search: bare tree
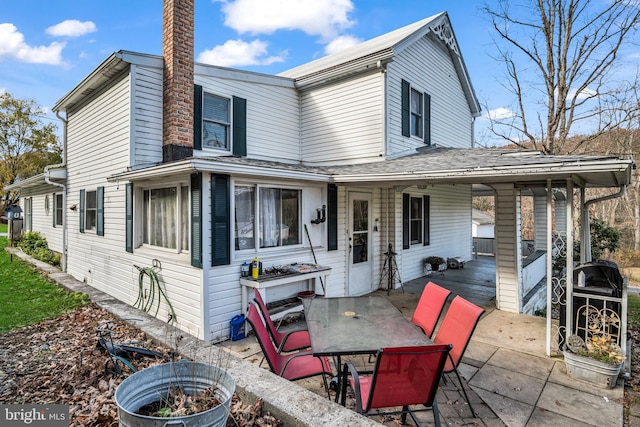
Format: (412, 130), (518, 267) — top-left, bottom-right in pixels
(484, 0), (640, 154)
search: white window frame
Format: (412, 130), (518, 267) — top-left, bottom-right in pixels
(202, 92), (230, 150)
(409, 195), (423, 245)
(85, 190), (97, 231)
(136, 180), (190, 254)
(233, 182), (303, 252)
(55, 193), (63, 226)
(410, 87), (424, 139)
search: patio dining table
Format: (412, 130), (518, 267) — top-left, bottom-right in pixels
(302, 295), (431, 401)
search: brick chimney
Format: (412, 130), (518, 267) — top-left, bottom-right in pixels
(162, 0), (194, 162)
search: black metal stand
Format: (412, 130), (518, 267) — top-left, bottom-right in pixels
(379, 244), (403, 294)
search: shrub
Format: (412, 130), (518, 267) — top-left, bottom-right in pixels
(17, 231), (61, 267)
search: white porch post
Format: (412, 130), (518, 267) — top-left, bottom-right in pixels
(546, 179), (553, 356)
(565, 179), (575, 341)
(492, 183), (522, 312)
(532, 189), (548, 252)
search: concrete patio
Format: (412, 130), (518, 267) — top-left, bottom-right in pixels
(12, 249), (626, 426)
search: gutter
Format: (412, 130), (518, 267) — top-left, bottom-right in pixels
(580, 185), (627, 263)
(44, 111), (68, 272)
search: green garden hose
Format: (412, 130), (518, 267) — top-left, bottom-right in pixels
(134, 265), (177, 324)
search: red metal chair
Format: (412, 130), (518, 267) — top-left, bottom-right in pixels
(245, 302), (332, 397)
(253, 290), (311, 352)
(411, 281), (452, 338)
(432, 296), (484, 417)
(340, 344), (452, 427)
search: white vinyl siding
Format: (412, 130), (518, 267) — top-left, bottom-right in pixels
(64, 71), (203, 337)
(132, 65), (163, 166)
(494, 184), (522, 313)
(195, 74), (300, 163)
(300, 72), (384, 164)
(387, 34), (473, 156)
(395, 184), (472, 282)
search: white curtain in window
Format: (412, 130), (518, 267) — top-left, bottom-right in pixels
(260, 188), (279, 247)
(148, 188), (177, 249)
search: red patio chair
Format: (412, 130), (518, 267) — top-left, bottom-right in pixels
(245, 302), (332, 397)
(411, 281), (452, 338)
(340, 344), (452, 427)
(432, 296), (484, 417)
(253, 290), (311, 352)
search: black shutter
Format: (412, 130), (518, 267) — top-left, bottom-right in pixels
(96, 186), (104, 236)
(211, 174), (230, 266)
(232, 96), (247, 156)
(194, 84), (203, 150)
(191, 173), (202, 268)
(424, 93), (431, 145)
(327, 184), (338, 251)
(423, 195), (430, 246)
(125, 183), (133, 253)
(402, 193), (410, 249)
(79, 189), (85, 233)
(401, 79), (410, 137)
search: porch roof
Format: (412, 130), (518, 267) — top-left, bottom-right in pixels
(108, 147), (633, 190)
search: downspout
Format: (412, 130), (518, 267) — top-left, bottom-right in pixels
(44, 111), (68, 272)
(581, 185), (627, 263)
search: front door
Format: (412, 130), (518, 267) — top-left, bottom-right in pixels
(348, 192), (374, 295)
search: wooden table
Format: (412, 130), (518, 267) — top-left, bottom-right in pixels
(240, 266), (330, 316)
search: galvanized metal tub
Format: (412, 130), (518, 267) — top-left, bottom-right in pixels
(114, 361), (235, 427)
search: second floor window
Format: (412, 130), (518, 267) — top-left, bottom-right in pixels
(203, 93), (230, 150)
(410, 88), (423, 138)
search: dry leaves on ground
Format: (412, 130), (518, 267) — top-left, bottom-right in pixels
(0, 304), (281, 426)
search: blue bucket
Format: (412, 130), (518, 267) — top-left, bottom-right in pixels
(230, 314), (246, 341)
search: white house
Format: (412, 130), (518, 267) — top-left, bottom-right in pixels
(9, 1), (633, 343)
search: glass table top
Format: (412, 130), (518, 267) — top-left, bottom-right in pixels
(302, 296), (431, 356)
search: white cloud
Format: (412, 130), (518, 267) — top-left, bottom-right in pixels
(0, 88), (5, 95)
(0, 23), (65, 65)
(219, 0), (355, 40)
(45, 20), (97, 37)
(324, 34), (362, 55)
(197, 39), (285, 67)
(482, 107), (516, 121)
(568, 87), (597, 101)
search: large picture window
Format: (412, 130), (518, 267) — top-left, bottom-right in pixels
(234, 185), (301, 250)
(202, 93), (230, 149)
(143, 185), (190, 252)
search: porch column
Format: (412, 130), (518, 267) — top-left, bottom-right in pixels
(492, 183), (522, 313)
(531, 188), (548, 252)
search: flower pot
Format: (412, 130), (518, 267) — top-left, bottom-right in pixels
(114, 361), (236, 427)
(563, 350), (622, 389)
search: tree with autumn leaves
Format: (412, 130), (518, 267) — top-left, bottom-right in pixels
(0, 92), (61, 210)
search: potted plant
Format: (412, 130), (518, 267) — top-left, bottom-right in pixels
(563, 334), (624, 389)
(424, 256), (446, 272)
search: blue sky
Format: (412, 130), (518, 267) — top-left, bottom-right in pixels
(1, 1), (638, 146)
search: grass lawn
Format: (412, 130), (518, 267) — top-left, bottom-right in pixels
(0, 223), (90, 334)
(628, 294), (640, 329)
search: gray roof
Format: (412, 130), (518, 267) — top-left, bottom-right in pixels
(278, 13), (443, 79)
(109, 146), (633, 190)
